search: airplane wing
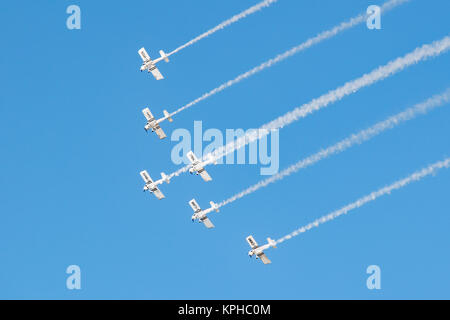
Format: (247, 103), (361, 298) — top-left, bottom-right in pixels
(149, 66), (164, 80)
(258, 253), (271, 265)
(142, 108), (154, 121)
(154, 126), (167, 139)
(140, 170), (153, 184)
(186, 151), (198, 164)
(189, 199), (201, 213)
(198, 167), (212, 182)
(246, 235), (259, 249)
(152, 187), (165, 200)
(201, 217), (215, 229)
(138, 48), (151, 62)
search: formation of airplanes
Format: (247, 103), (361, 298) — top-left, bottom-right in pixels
(137, 45), (276, 264)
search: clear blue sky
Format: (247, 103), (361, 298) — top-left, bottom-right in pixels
(1, 0), (449, 299)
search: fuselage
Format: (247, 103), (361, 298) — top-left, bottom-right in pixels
(192, 206), (214, 222)
(145, 119), (157, 131)
(141, 56), (164, 71)
(145, 115), (169, 131)
(144, 180), (163, 193)
(249, 247), (263, 257)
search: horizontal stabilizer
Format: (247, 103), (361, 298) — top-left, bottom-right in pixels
(161, 172), (170, 184)
(159, 50), (169, 63)
(210, 201), (219, 213)
(163, 110), (173, 122)
(267, 237), (277, 248)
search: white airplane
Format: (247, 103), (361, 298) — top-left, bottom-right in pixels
(246, 235), (277, 265)
(142, 107), (173, 139)
(140, 170), (171, 200)
(138, 47), (169, 80)
(186, 151), (216, 182)
(188, 199), (219, 229)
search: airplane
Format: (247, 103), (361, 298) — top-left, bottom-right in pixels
(246, 235), (277, 265)
(140, 170), (171, 200)
(186, 151), (216, 182)
(138, 47), (170, 80)
(142, 107), (173, 139)
(188, 199), (219, 229)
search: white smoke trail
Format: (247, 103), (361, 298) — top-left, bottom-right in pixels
(168, 35), (450, 179)
(211, 36), (450, 160)
(167, 0), (278, 57)
(276, 157), (450, 245)
(219, 89), (450, 207)
(170, 0), (410, 116)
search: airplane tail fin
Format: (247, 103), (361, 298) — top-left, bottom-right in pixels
(267, 237), (277, 249)
(210, 201), (219, 213)
(163, 110), (173, 122)
(161, 172), (170, 184)
(159, 50), (170, 63)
